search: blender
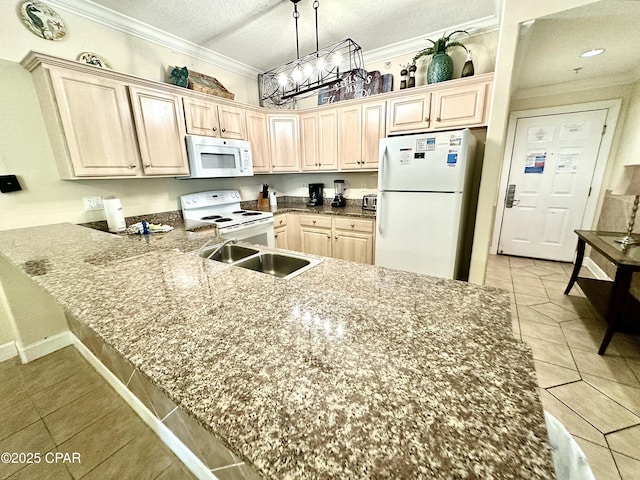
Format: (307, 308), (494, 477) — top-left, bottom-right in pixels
(331, 179), (347, 207)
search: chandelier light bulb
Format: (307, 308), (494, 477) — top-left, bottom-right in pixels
(332, 53), (342, 67)
(291, 67), (302, 83)
(278, 73), (288, 86)
(303, 63), (314, 78)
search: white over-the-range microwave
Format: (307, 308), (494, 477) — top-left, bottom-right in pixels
(181, 134), (254, 179)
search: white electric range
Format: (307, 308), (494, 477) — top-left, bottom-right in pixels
(180, 190), (275, 247)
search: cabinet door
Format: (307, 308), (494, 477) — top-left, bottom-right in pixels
(274, 226), (289, 249)
(246, 110), (271, 173)
(129, 86), (189, 176)
(338, 105), (362, 169)
(300, 112), (319, 171)
(386, 94), (431, 134)
(217, 104), (247, 139)
(183, 98), (219, 136)
(361, 101), (386, 169)
(47, 67), (141, 177)
(333, 231), (374, 264)
(317, 109), (338, 170)
(431, 82), (488, 130)
(301, 227), (332, 257)
(269, 115), (300, 172)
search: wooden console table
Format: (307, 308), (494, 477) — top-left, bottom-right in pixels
(565, 230), (640, 355)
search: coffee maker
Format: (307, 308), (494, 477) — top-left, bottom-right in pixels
(307, 183), (324, 207)
(331, 179), (346, 207)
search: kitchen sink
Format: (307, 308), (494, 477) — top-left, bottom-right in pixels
(200, 244), (259, 263)
(234, 253), (318, 278)
(198, 242), (322, 279)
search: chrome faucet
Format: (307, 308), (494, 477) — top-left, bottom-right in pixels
(204, 238), (238, 259)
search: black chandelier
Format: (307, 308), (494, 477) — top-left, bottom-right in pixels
(259, 0), (364, 107)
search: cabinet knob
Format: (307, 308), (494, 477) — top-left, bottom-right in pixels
(274, 234), (278, 238)
(312, 220), (316, 224)
(145, 163), (151, 168)
(221, 128), (226, 133)
(327, 234), (331, 239)
(279, 219), (283, 224)
(436, 117), (441, 122)
(425, 117), (430, 122)
(350, 223), (355, 227)
(128, 164), (136, 169)
(212, 127), (217, 132)
(335, 236), (338, 239)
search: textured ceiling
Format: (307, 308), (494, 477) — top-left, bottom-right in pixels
(82, 0), (499, 71)
(513, 1), (640, 94)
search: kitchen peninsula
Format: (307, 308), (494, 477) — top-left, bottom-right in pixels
(0, 223), (554, 479)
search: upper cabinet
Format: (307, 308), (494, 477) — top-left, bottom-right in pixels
(268, 114), (300, 172)
(129, 86), (189, 176)
(245, 109), (271, 173)
(430, 81), (490, 130)
(386, 74), (493, 136)
(183, 97), (247, 140)
(338, 100), (385, 170)
(46, 67), (142, 178)
(300, 109), (338, 171)
(386, 93), (432, 135)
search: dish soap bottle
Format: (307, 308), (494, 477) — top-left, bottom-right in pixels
(461, 50), (474, 78)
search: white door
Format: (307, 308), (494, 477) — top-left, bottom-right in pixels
(498, 109), (608, 261)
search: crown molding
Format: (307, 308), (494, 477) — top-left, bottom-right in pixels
(47, 0), (261, 79)
(511, 72), (639, 100)
(362, 16), (501, 65)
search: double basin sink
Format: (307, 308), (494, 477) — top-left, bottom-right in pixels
(198, 243), (322, 279)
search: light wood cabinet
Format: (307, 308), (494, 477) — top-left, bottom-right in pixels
(183, 98), (246, 140)
(431, 82), (490, 130)
(274, 214), (289, 249)
(386, 93), (432, 134)
(301, 110), (338, 171)
(246, 110), (271, 173)
(297, 214), (375, 264)
(129, 86), (189, 176)
(268, 115), (300, 172)
(338, 101), (385, 170)
(45, 67), (142, 178)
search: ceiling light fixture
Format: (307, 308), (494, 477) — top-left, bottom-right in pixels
(580, 48), (605, 58)
(258, 0), (364, 108)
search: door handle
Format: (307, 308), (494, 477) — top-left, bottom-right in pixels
(506, 184), (519, 208)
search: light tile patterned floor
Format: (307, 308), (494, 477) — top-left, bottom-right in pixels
(0, 347), (195, 480)
(486, 254), (640, 480)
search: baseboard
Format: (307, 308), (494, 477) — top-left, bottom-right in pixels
(0, 341), (18, 362)
(71, 335), (216, 480)
(583, 257), (611, 281)
(16, 331), (75, 363)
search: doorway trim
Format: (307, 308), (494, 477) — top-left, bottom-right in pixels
(490, 99), (622, 256)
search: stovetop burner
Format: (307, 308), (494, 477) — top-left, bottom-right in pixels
(232, 210), (246, 214)
(242, 212), (262, 216)
(215, 218), (233, 223)
(201, 215), (222, 220)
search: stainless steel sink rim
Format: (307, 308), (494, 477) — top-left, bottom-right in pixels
(196, 243), (322, 279)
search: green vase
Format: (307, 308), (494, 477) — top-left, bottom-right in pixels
(427, 53), (453, 84)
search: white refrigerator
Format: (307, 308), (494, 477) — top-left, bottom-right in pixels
(375, 129), (477, 280)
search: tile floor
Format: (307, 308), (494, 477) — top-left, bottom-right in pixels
(485, 254), (640, 480)
(0, 347), (196, 480)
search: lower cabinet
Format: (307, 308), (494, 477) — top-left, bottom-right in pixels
(274, 214), (289, 249)
(296, 214), (375, 264)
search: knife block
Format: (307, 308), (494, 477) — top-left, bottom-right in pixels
(257, 192), (270, 209)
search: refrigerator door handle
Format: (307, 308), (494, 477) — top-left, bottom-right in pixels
(379, 146), (388, 193)
(377, 191), (384, 235)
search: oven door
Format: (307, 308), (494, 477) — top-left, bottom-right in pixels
(219, 221), (275, 248)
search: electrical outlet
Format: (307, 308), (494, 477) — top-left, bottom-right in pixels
(302, 183), (308, 189)
(83, 196), (103, 211)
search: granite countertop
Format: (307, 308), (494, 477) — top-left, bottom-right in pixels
(0, 223), (554, 479)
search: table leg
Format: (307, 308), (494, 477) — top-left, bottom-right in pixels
(565, 238), (585, 295)
(598, 268), (633, 355)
